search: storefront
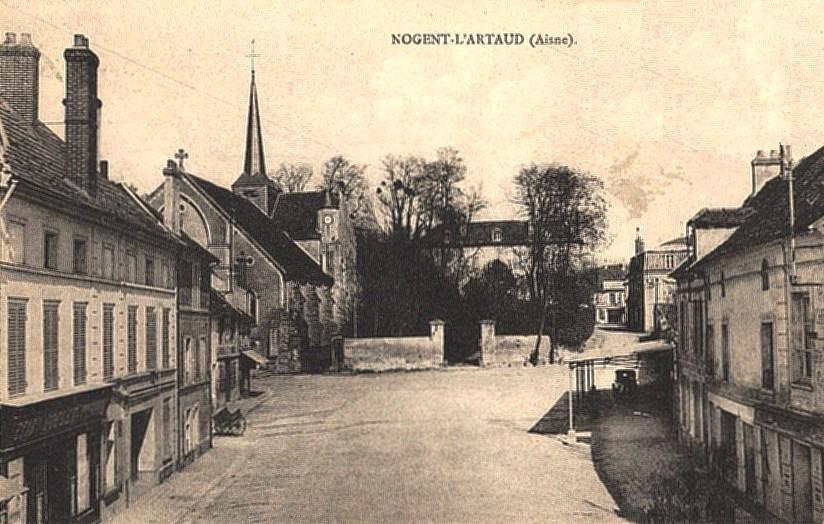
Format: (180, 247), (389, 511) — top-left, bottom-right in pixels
(0, 386), (110, 524)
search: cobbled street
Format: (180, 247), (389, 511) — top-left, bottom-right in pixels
(170, 367), (624, 523)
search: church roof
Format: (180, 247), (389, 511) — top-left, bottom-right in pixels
(0, 101), (180, 245)
(186, 173), (332, 286)
(271, 189), (340, 240)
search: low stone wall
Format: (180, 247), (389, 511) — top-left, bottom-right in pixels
(480, 320), (551, 367)
(344, 320), (445, 372)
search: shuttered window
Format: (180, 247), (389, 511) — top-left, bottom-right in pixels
(103, 304), (114, 381)
(145, 307), (157, 371)
(7, 299), (27, 397)
(162, 398), (172, 460)
(127, 306), (138, 374)
(73, 302), (87, 385)
(43, 301), (60, 390)
(161, 308), (170, 369)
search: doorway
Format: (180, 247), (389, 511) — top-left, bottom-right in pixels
(130, 409), (153, 481)
(25, 444), (73, 524)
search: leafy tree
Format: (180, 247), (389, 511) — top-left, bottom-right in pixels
(270, 162), (313, 192)
(514, 163), (608, 363)
(320, 155), (374, 229)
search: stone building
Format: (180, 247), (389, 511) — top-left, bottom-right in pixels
(0, 33), (191, 522)
(148, 66), (333, 375)
(270, 188), (357, 335)
(170, 221), (217, 469)
(428, 219), (531, 284)
(626, 230), (689, 333)
(592, 264), (627, 326)
(673, 144), (824, 523)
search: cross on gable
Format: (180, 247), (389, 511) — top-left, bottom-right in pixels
(246, 38), (260, 72)
(174, 148), (188, 170)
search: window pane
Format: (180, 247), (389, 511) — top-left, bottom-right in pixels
(8, 221), (25, 264)
(44, 232), (58, 270)
(73, 239), (87, 274)
(102, 246), (115, 280)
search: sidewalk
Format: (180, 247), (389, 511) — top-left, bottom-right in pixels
(110, 382), (273, 524)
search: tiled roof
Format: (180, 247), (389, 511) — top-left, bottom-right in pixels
(271, 190), (338, 240)
(185, 173), (332, 286)
(689, 207), (754, 228)
(0, 102), (179, 245)
(692, 145), (824, 270)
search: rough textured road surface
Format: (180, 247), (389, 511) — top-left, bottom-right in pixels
(181, 366), (624, 523)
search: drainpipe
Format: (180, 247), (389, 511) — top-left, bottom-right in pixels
(781, 144), (797, 282)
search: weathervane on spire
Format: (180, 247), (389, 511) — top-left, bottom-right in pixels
(246, 38), (260, 74)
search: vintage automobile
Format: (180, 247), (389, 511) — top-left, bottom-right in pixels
(611, 369), (637, 399)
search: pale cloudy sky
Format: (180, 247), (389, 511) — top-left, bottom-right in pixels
(2, 1), (822, 262)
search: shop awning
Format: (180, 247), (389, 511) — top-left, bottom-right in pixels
(241, 349), (269, 368)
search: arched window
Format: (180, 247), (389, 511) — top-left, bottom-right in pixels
(761, 259), (770, 291)
(492, 228), (503, 243)
(248, 291), (258, 325)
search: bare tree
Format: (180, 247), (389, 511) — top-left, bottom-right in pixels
(514, 163), (608, 363)
(270, 162), (313, 192)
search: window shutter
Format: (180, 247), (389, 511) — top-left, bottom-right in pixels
(127, 306), (138, 374)
(161, 308), (170, 369)
(103, 305), (114, 381)
(145, 307), (157, 371)
(43, 302), (60, 390)
(7, 299), (27, 396)
(73, 303), (87, 385)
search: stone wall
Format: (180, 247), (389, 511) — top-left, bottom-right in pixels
(479, 320), (551, 367)
(344, 320), (444, 372)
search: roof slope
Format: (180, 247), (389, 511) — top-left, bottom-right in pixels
(186, 174), (332, 286)
(271, 190), (338, 240)
(689, 207), (754, 228)
(0, 102), (179, 244)
(694, 145), (824, 269)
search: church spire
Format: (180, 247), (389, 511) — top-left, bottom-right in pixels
(243, 39), (265, 178)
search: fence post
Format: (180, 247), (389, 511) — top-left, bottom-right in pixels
(479, 320), (496, 367)
(429, 319), (446, 367)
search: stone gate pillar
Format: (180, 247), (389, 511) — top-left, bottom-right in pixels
(429, 319), (445, 367)
(479, 320), (496, 367)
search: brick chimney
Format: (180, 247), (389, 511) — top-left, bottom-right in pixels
(0, 32), (41, 125)
(162, 159), (181, 234)
(751, 148), (783, 197)
(63, 34), (100, 195)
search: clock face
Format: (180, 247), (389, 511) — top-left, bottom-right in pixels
(323, 215), (333, 224)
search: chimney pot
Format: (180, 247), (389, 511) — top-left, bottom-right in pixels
(73, 34), (89, 48)
(756, 150), (766, 158)
(4, 32), (16, 45)
(99, 160), (108, 180)
(770, 150), (778, 158)
(784, 144), (793, 161)
(19, 33), (31, 45)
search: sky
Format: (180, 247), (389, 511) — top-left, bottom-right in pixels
(2, 0), (823, 263)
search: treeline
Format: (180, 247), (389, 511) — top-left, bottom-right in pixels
(271, 149), (608, 363)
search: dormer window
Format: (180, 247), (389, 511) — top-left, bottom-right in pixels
(243, 190), (258, 199)
(492, 228), (503, 243)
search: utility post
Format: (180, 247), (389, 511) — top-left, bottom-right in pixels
(567, 363), (576, 444)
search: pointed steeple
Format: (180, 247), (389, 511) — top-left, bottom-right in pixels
(243, 68), (266, 178)
(232, 39), (279, 215)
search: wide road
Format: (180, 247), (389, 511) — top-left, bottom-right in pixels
(183, 366), (625, 523)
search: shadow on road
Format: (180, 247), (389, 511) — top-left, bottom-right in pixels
(527, 390), (606, 436)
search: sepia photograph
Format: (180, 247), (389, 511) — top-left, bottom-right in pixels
(0, 1), (822, 522)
